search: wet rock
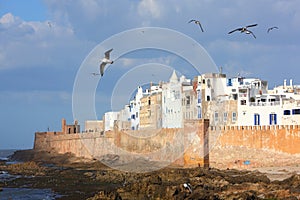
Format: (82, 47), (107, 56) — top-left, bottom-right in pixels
(6, 161), (46, 176)
(4, 149), (300, 199)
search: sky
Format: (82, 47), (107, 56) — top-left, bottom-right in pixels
(0, 0), (300, 149)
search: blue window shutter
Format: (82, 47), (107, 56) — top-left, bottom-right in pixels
(258, 114), (260, 125)
(274, 114), (277, 125)
(269, 114), (272, 125)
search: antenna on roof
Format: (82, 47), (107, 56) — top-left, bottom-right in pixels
(219, 66), (223, 74)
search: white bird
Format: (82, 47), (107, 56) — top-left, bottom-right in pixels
(188, 19), (204, 32)
(100, 48), (113, 76)
(183, 183), (192, 193)
(228, 24), (257, 39)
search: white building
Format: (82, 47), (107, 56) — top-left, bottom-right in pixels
(181, 76), (197, 120)
(117, 104), (131, 130)
(202, 74), (300, 126)
(103, 111), (119, 131)
(129, 86), (143, 130)
(161, 71), (183, 128)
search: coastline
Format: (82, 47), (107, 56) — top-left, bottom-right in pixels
(1, 149), (300, 199)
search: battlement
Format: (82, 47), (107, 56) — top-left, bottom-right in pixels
(210, 124), (300, 131)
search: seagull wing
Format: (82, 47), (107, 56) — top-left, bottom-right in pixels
(198, 23), (204, 32)
(246, 24), (258, 28)
(104, 48), (113, 59)
(249, 30), (256, 38)
(267, 26), (278, 33)
(188, 19), (196, 23)
(100, 62), (107, 76)
(228, 28), (242, 34)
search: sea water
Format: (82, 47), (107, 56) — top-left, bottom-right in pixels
(0, 149), (62, 200)
(0, 149), (16, 161)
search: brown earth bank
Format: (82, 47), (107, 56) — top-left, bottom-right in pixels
(1, 150), (300, 199)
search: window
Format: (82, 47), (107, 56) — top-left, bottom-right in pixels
(233, 94), (238, 100)
(131, 114), (135, 120)
(254, 114), (260, 125)
(292, 109), (300, 115)
(207, 79), (211, 88)
(207, 96), (210, 101)
(223, 112), (228, 122)
(198, 107), (202, 119)
(232, 112), (237, 122)
(240, 100), (246, 105)
(148, 99), (151, 105)
(214, 112), (219, 122)
(136, 112), (138, 118)
(283, 110), (291, 115)
(198, 93), (201, 103)
(186, 96), (191, 105)
(227, 79), (232, 86)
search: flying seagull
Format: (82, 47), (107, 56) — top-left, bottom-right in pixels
(267, 26), (278, 33)
(228, 24), (258, 38)
(188, 19), (204, 32)
(99, 48), (113, 77)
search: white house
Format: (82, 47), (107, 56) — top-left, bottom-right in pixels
(161, 71), (183, 128)
(103, 111), (119, 131)
(129, 86), (143, 130)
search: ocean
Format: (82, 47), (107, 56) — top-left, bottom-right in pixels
(0, 149), (62, 200)
(0, 149), (16, 161)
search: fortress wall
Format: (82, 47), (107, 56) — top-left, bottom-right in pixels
(210, 125), (300, 154)
(34, 119), (209, 167)
(34, 132), (115, 159)
(34, 121), (300, 168)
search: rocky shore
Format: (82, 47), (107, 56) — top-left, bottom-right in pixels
(1, 150), (300, 199)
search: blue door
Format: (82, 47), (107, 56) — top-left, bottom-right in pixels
(269, 113), (277, 125)
(254, 114), (260, 125)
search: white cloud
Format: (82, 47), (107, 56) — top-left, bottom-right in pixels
(138, 0), (162, 19)
(0, 13), (18, 24)
(0, 12), (90, 70)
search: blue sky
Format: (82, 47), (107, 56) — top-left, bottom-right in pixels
(0, 0), (300, 149)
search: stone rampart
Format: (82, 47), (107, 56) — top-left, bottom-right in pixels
(34, 119), (209, 168)
(34, 121), (300, 169)
(210, 125), (300, 154)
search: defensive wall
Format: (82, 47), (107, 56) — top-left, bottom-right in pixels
(34, 119), (300, 169)
(34, 119), (210, 168)
(210, 124), (300, 154)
